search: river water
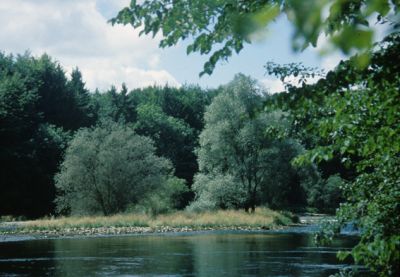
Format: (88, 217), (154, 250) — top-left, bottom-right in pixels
(0, 228), (360, 276)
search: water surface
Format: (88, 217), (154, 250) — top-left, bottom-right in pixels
(0, 230), (359, 276)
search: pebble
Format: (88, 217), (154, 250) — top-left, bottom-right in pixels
(1, 224), (287, 239)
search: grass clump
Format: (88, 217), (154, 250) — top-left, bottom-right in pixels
(22, 214), (151, 230)
(153, 208), (284, 228)
(1, 208), (293, 234)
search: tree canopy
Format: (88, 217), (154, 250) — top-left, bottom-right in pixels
(112, 0), (400, 75)
(266, 33), (400, 276)
(55, 123), (175, 216)
(190, 74), (318, 212)
(0, 55), (217, 218)
(0, 53), (89, 217)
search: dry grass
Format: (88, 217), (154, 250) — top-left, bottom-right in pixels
(6, 208), (293, 232)
(152, 208), (288, 228)
(22, 213), (151, 230)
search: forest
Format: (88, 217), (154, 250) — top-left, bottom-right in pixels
(0, 52), (343, 217)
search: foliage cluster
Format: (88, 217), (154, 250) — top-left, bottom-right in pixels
(0, 53), (93, 217)
(0, 52), (218, 217)
(0, 52), (332, 219)
(189, 74), (322, 212)
(266, 34), (400, 276)
(113, 0), (400, 75)
(55, 123), (179, 216)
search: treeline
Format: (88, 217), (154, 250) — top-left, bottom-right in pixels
(1, 52), (343, 219)
(0, 53), (93, 217)
(0, 52), (216, 217)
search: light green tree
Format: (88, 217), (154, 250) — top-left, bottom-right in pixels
(55, 123), (175, 215)
(190, 74), (312, 212)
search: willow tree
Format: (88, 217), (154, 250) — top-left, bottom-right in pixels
(55, 123), (174, 215)
(191, 74), (312, 212)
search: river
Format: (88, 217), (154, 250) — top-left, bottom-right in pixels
(0, 227), (361, 276)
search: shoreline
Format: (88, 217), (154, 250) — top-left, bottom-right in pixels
(0, 224), (304, 243)
(0, 211), (328, 243)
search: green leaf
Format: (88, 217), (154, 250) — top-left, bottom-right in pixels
(332, 27), (373, 54)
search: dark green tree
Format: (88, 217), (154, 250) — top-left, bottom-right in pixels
(13, 54), (77, 129)
(0, 70), (41, 216)
(134, 103), (196, 186)
(92, 85), (217, 189)
(67, 68), (95, 128)
(93, 84), (136, 123)
(0, 52), (87, 217)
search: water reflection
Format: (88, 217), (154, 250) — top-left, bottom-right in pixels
(0, 231), (358, 276)
(188, 233), (350, 277)
(51, 236), (196, 276)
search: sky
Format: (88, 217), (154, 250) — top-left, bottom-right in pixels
(0, 0), (346, 93)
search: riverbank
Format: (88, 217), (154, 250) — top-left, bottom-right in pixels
(0, 208), (298, 241)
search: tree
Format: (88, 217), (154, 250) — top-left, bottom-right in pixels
(30, 124), (71, 216)
(55, 123), (174, 216)
(112, 0), (399, 75)
(268, 34), (400, 276)
(191, 74), (313, 212)
(194, 74), (267, 212)
(258, 138), (317, 210)
(303, 174), (344, 213)
(92, 84), (218, 190)
(134, 103), (196, 184)
(93, 85), (136, 123)
(0, 69), (40, 216)
(13, 53), (80, 130)
(0, 53), (73, 217)
(133, 177), (189, 215)
(67, 68), (96, 128)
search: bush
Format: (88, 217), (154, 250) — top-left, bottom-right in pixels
(131, 177), (189, 215)
(307, 174), (344, 213)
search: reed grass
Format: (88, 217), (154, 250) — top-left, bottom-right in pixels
(2, 207), (294, 233)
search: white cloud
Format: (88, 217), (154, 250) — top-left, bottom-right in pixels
(261, 75), (321, 94)
(320, 54), (343, 71)
(0, 0), (180, 90)
(75, 62), (181, 91)
(148, 54), (161, 69)
(260, 78), (285, 94)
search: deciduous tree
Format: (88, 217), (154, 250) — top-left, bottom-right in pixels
(112, 0), (399, 75)
(55, 123), (174, 215)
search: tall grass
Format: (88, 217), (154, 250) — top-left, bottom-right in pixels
(22, 214), (151, 230)
(153, 208), (287, 228)
(5, 207), (293, 232)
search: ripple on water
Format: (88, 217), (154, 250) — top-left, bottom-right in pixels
(0, 231), (360, 277)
